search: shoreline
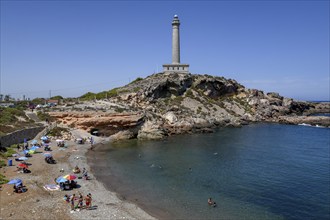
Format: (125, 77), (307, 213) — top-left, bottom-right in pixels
(0, 128), (156, 220)
(86, 144), (175, 220)
(65, 128), (156, 220)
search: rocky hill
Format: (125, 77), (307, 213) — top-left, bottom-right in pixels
(49, 72), (330, 140)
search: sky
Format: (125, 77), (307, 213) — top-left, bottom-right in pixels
(0, 0), (329, 101)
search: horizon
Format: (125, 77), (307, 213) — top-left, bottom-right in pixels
(1, 1), (329, 101)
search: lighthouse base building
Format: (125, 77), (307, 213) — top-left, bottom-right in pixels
(163, 64), (189, 73)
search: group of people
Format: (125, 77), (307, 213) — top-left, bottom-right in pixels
(45, 156), (56, 164)
(59, 180), (77, 190)
(64, 192), (93, 211)
(72, 166), (89, 180)
(13, 183), (26, 193)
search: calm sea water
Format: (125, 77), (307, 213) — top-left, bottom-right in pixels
(88, 123), (330, 220)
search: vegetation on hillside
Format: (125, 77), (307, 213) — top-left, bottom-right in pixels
(0, 173), (8, 185)
(46, 126), (69, 137)
(79, 88), (120, 101)
(50, 95), (63, 100)
(129, 77), (144, 84)
(36, 111), (53, 122)
(0, 107), (36, 136)
(0, 145), (19, 185)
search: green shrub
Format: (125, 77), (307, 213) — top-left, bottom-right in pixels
(0, 160), (6, 168)
(108, 88), (119, 97)
(0, 173), (8, 185)
(0, 147), (17, 158)
(129, 77), (144, 84)
(133, 87), (141, 92)
(47, 127), (69, 137)
(0, 107), (25, 124)
(185, 89), (194, 98)
(37, 111), (53, 122)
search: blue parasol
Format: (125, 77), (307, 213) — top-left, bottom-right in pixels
(44, 153), (52, 157)
(41, 136), (48, 141)
(56, 177), (67, 183)
(30, 146), (39, 151)
(7, 179), (22, 185)
(18, 156), (28, 161)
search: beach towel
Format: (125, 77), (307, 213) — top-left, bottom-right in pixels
(43, 184), (60, 191)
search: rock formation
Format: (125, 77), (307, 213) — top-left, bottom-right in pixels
(48, 72), (330, 140)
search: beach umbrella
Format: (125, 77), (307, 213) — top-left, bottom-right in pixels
(7, 179), (22, 185)
(18, 163), (28, 169)
(56, 139), (64, 142)
(63, 174), (77, 180)
(56, 177), (67, 183)
(31, 140), (38, 144)
(41, 136), (48, 141)
(28, 150), (35, 154)
(18, 156), (28, 161)
(43, 153), (52, 157)
(30, 146), (38, 151)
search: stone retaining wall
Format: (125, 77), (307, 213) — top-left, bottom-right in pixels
(0, 126), (45, 148)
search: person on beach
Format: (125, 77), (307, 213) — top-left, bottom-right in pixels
(82, 168), (89, 180)
(78, 193), (84, 209)
(85, 193), (92, 209)
(70, 194), (76, 211)
(63, 194), (70, 203)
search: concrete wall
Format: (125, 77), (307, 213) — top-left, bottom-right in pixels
(0, 126), (45, 148)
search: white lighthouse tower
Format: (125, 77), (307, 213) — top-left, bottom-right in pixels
(163, 15), (189, 73)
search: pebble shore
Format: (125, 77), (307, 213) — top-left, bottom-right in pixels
(67, 128), (156, 220)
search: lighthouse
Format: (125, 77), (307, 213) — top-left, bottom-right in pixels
(163, 15), (189, 73)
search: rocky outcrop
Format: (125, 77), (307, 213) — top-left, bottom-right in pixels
(278, 116), (330, 127)
(48, 72), (330, 140)
(137, 121), (166, 140)
(49, 112), (144, 136)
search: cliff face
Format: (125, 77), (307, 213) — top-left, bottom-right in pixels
(49, 72), (330, 140)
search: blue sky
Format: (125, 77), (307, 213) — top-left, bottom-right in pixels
(1, 0), (329, 101)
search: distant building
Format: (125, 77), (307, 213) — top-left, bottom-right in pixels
(0, 102), (15, 108)
(163, 15), (190, 73)
(47, 99), (59, 106)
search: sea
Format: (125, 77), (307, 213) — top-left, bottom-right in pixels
(87, 123), (330, 220)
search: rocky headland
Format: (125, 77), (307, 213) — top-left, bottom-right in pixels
(49, 72), (330, 140)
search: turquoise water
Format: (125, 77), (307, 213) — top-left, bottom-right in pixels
(88, 123), (330, 219)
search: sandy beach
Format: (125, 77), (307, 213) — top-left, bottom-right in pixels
(0, 128), (155, 220)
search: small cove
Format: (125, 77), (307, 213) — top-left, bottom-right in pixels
(87, 123), (330, 219)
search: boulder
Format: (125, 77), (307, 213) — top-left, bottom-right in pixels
(110, 130), (135, 141)
(137, 121), (166, 140)
(163, 111), (178, 124)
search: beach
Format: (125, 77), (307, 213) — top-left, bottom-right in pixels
(0, 128), (155, 220)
